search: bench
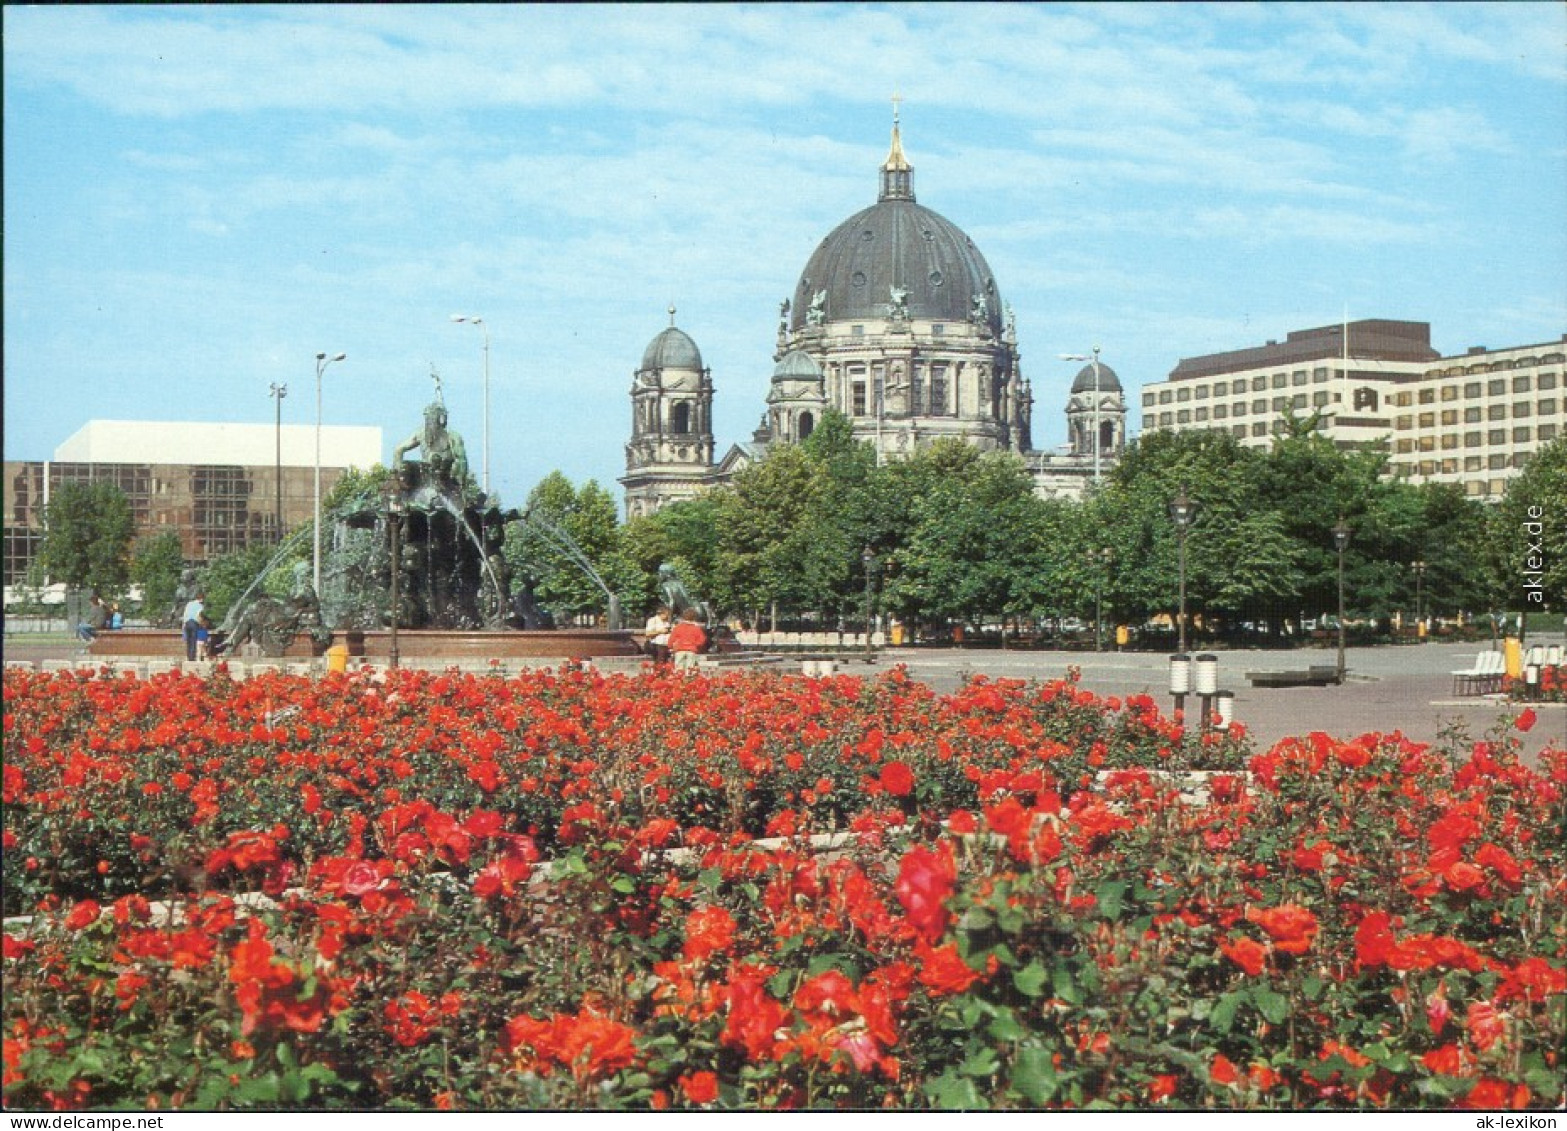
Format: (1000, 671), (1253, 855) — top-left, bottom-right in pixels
(697, 652), (789, 670)
(1452, 651), (1505, 696)
(1245, 665), (1341, 688)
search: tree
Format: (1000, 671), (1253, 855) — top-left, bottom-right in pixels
(40, 480), (134, 597)
(1406, 483), (1496, 619)
(620, 496), (724, 618)
(199, 542), (284, 625)
(1096, 430), (1303, 637)
(880, 444), (1049, 633)
(795, 412), (881, 620)
(321, 464), (395, 524)
(506, 473), (624, 622)
(711, 445), (825, 620)
(1252, 427), (1392, 621)
(130, 530), (186, 620)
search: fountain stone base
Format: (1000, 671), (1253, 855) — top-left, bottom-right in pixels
(88, 629), (326, 659)
(345, 629), (640, 661)
(90, 628), (640, 662)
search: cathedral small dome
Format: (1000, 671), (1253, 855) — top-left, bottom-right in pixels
(641, 325), (703, 372)
(1071, 361), (1122, 394)
(772, 350), (822, 379)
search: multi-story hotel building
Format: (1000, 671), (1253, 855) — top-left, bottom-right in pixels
(1141, 321), (1566, 500)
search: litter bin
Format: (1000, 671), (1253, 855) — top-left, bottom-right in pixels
(326, 644), (349, 674)
(891, 624), (905, 646)
(1504, 636), (1522, 681)
(1115, 625), (1130, 650)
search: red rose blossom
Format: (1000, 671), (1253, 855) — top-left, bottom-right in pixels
(894, 844), (957, 943)
(879, 760), (915, 798)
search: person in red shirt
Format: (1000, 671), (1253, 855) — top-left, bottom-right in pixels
(667, 609), (708, 671)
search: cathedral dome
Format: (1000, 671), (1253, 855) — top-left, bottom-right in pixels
(1070, 361), (1123, 394)
(790, 119), (1002, 336)
(640, 324), (703, 372)
(772, 349), (822, 379)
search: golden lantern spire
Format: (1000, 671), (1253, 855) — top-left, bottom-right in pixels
(880, 92), (914, 201)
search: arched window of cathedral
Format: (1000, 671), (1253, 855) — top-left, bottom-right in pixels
(671, 402), (692, 434)
(798, 412), (815, 441)
(1100, 420), (1117, 452)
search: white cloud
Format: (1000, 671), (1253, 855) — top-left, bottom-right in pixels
(1186, 203), (1434, 248)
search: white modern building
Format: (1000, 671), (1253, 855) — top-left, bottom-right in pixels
(52, 420), (381, 469)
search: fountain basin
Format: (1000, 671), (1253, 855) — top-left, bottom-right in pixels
(89, 628), (640, 662)
(88, 629), (323, 659)
(345, 629), (640, 661)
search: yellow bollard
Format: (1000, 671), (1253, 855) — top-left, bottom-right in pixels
(326, 644), (349, 674)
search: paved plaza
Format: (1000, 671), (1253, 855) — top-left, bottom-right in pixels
(4, 636), (1561, 765)
(858, 640), (1563, 765)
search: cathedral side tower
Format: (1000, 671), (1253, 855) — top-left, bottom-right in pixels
(620, 309), (716, 519)
(766, 349), (829, 443)
(1065, 354), (1128, 463)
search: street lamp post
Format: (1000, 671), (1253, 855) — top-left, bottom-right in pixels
(862, 546), (876, 663)
(1060, 347), (1103, 485)
(268, 381), (288, 542)
(384, 483), (403, 671)
(450, 315), (490, 495)
(1095, 546), (1111, 652)
(1170, 489), (1196, 653)
(313, 351), (347, 598)
(1334, 519), (1351, 683)
(1413, 559), (1426, 639)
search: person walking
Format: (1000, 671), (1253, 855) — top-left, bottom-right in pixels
(182, 591), (206, 662)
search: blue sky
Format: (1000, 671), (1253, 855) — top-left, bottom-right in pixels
(5, 3), (1565, 508)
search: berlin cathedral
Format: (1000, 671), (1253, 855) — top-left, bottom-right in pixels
(621, 109), (1128, 519)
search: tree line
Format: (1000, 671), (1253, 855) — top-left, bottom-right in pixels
(518, 412), (1564, 641)
(27, 414), (1565, 639)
